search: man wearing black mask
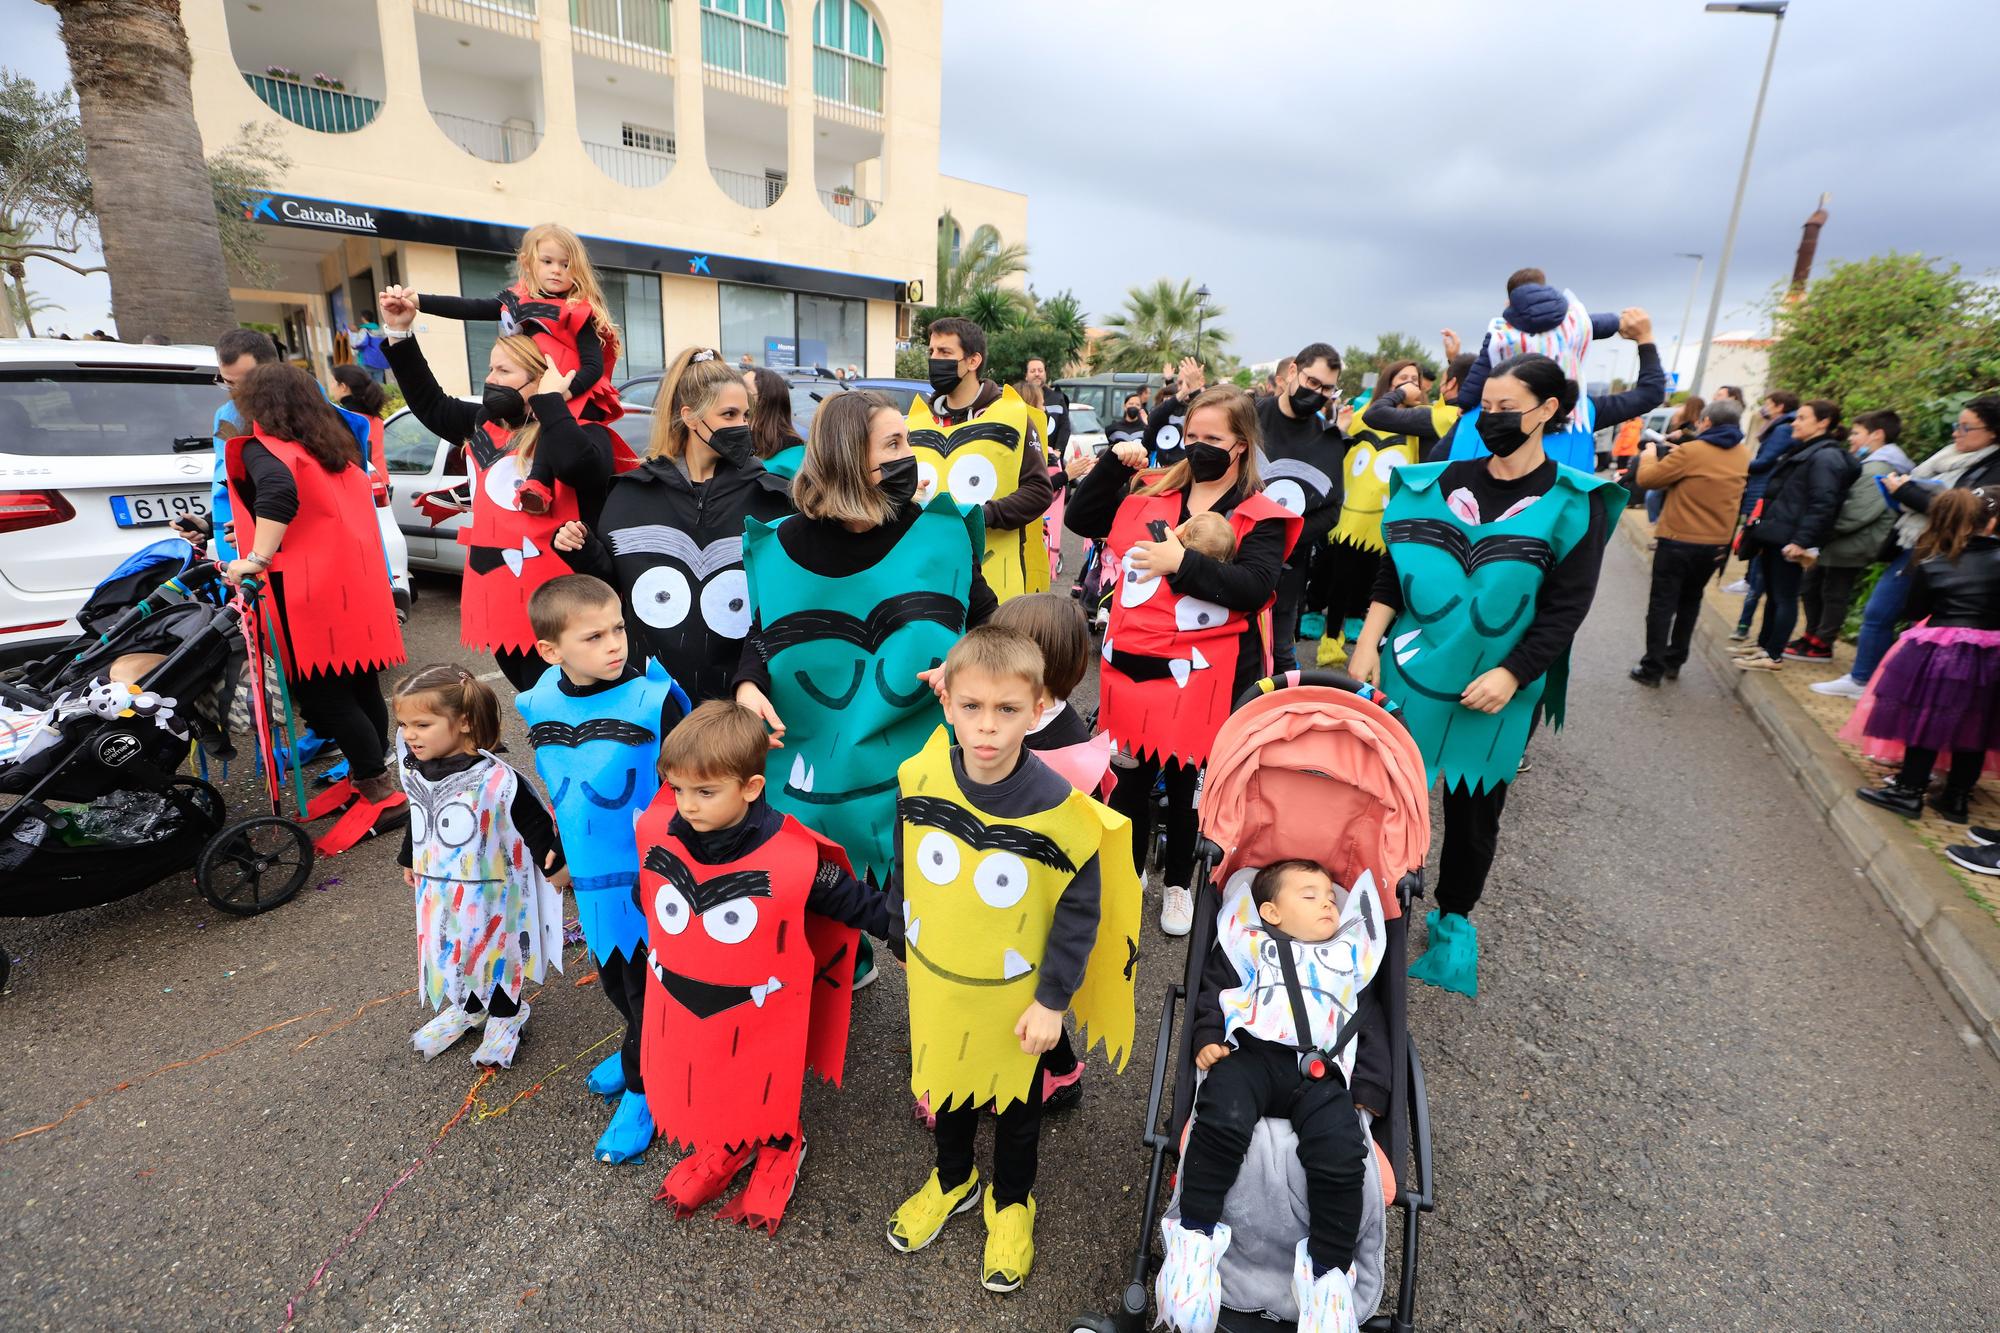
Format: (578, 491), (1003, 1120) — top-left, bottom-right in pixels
(1144, 355), (1205, 469)
(1255, 342), (1348, 672)
(907, 316), (1054, 601)
(1024, 356), (1071, 461)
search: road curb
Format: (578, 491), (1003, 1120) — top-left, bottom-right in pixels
(1617, 514), (2000, 1061)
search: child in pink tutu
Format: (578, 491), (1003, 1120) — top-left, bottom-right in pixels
(1851, 486), (2000, 825)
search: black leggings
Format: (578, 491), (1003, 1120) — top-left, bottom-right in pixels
(287, 667), (388, 780)
(935, 1056), (1048, 1208)
(1110, 753), (1200, 887)
(1435, 780), (1509, 918)
(1899, 746), (1985, 797)
(1180, 1035), (1366, 1274)
(493, 647), (543, 692)
(598, 945), (648, 1092)
(462, 985), (521, 1019)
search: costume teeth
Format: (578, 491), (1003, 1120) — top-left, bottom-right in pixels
(906, 915), (920, 947)
(789, 753), (815, 794)
(1190, 646), (1209, 670)
(750, 976), (784, 1008)
(1169, 659), (1192, 688)
(1001, 949), (1032, 980)
(1393, 627), (1422, 665)
(648, 948), (664, 983)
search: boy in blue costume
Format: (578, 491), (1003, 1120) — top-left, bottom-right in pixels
(518, 575), (689, 1162)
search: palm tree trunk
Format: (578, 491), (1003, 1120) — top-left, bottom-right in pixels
(44, 0), (239, 344)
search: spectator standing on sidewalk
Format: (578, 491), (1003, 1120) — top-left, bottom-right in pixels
(1629, 398), (1748, 684)
(1734, 400), (1858, 672)
(1728, 391), (1801, 635)
(1784, 410), (1912, 662)
(1812, 397), (2000, 700)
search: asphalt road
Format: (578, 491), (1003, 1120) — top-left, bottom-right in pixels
(4, 537), (1999, 1332)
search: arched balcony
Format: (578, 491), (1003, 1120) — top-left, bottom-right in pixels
(572, 0), (679, 189)
(700, 0), (789, 208)
(224, 0), (386, 134)
(812, 0), (883, 226)
(414, 0), (547, 163)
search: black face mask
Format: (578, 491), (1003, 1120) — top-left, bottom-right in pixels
(1475, 408), (1542, 459)
(876, 453), (919, 509)
(1124, 408), (1143, 422)
(1289, 386), (1328, 418)
(927, 358), (963, 396)
(1185, 441), (1235, 483)
(482, 382), (527, 426)
(700, 422), (755, 469)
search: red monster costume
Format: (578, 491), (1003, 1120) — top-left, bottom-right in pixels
(636, 795), (858, 1234)
(224, 429), (405, 679)
(1097, 490), (1300, 766)
(499, 282), (625, 429)
(456, 419), (583, 656)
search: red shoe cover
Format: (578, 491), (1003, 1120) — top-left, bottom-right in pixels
(656, 1141), (754, 1219)
(717, 1138), (805, 1235)
(315, 793), (408, 857)
(304, 778), (356, 822)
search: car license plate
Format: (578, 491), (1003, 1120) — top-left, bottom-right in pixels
(110, 491), (208, 528)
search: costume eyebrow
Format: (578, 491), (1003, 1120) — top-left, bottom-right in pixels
(607, 527), (742, 579)
(761, 591), (965, 657)
(909, 419), (1020, 456)
(899, 795), (1075, 872)
(1384, 518), (1555, 575)
(527, 719), (656, 749)
(644, 847), (774, 914)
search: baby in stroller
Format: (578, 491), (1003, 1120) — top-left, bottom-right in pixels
(1159, 859), (1385, 1333)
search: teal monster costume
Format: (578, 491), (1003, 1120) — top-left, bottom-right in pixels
(765, 444), (805, 482)
(743, 493), (983, 883)
(1376, 462), (1620, 795)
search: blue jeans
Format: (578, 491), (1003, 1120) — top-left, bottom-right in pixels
(1645, 489), (1665, 523)
(1738, 549), (1766, 629)
(1849, 550), (1913, 683)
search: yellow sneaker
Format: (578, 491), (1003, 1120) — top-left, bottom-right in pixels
(887, 1169), (981, 1253)
(981, 1190), (1036, 1292)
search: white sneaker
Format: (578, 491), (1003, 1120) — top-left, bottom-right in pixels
(1155, 1219), (1232, 1333)
(1159, 885), (1194, 937)
(1723, 579), (1751, 595)
(1810, 675), (1867, 700)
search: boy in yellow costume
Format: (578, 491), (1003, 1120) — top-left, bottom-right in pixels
(884, 627), (1140, 1293)
(907, 317), (1055, 601)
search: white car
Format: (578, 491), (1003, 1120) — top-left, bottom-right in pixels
(0, 339), (410, 657)
(1065, 403), (1109, 466)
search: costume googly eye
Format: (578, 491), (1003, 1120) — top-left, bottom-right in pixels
(701, 897), (758, 945)
(631, 564), (692, 629)
(917, 831), (960, 885)
(1373, 450), (1401, 483)
(699, 569), (751, 638)
(482, 455), (524, 511)
(1157, 424), (1182, 451)
(1348, 445), (1377, 479)
(655, 883), (691, 936)
(409, 801), (431, 843)
(1175, 596), (1228, 632)
(916, 458), (939, 499)
(1258, 937), (1282, 966)
(1265, 479), (1306, 515)
(435, 801), (477, 848)
(973, 852), (1029, 909)
(1118, 558), (1160, 607)
(946, 453), (998, 504)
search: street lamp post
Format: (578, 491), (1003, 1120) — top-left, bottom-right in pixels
(1688, 0), (1787, 397)
(1194, 283), (1211, 366)
(1672, 251), (1704, 386)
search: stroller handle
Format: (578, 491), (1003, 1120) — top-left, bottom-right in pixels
(1231, 668), (1399, 714)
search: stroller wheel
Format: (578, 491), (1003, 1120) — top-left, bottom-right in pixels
(1066, 1318), (1116, 1333)
(197, 817), (314, 916)
(168, 776), (226, 832)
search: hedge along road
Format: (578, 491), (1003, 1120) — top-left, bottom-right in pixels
(2, 532), (1998, 1331)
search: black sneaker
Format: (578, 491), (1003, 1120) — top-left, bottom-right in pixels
(1946, 843), (2000, 876)
(1857, 780), (1924, 817)
(1968, 826), (1999, 847)
(1931, 789), (1973, 825)
(1664, 666), (1681, 681)
(1629, 664), (1663, 687)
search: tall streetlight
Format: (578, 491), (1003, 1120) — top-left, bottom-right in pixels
(1194, 283), (1212, 366)
(1688, 0), (1787, 397)
(1671, 252), (1704, 386)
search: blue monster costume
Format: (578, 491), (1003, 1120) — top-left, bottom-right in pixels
(1445, 403), (1600, 474)
(744, 493), (982, 884)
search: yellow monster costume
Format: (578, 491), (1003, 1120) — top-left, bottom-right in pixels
(907, 385), (1050, 601)
(895, 728), (1140, 1112)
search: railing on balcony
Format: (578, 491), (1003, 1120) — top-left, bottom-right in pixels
(585, 139), (676, 188)
(572, 0), (671, 51)
(701, 7), (787, 102)
(241, 72), (382, 133)
(415, 0), (538, 39)
(433, 110), (543, 163)
(812, 45), (881, 117)
(712, 166), (784, 209)
(817, 188), (878, 228)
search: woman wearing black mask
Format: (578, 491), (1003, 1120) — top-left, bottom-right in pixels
(1066, 385), (1299, 937)
(377, 289), (614, 688)
(1347, 353), (1621, 997)
(553, 347), (793, 704)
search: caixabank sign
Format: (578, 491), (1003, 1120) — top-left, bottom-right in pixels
(239, 191), (907, 303)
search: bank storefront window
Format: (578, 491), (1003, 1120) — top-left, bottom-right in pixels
(456, 252), (664, 383)
(721, 282), (865, 371)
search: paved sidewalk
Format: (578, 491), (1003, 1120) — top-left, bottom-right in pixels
(1617, 509), (2000, 1060)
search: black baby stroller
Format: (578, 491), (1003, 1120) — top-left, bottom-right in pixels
(0, 552), (317, 993)
(1073, 671), (1437, 1332)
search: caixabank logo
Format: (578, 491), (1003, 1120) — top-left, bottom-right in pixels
(241, 195), (380, 234)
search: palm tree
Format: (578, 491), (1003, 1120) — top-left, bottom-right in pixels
(4, 264), (55, 337)
(1094, 278), (1231, 373)
(41, 0), (239, 343)
(935, 208), (1028, 310)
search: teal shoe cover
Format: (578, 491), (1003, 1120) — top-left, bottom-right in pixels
(1342, 616), (1365, 643)
(1408, 909), (1479, 997)
(1298, 612), (1328, 640)
(586, 1051), (626, 1101)
(595, 1089), (655, 1164)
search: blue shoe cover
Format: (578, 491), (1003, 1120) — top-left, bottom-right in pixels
(585, 1051), (626, 1101)
(1298, 612), (1327, 640)
(316, 757), (351, 785)
(595, 1090), (654, 1164)
(1408, 909), (1479, 997)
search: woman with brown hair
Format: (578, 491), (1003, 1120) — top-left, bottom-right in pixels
(745, 365), (807, 481)
(554, 347), (793, 703)
(1064, 384), (1300, 935)
(224, 363), (407, 844)
(377, 288), (615, 689)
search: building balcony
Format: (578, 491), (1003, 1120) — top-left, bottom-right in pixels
(241, 70), (381, 133)
(585, 137), (675, 188)
(817, 186), (877, 228)
(712, 165), (784, 209)
(433, 109), (543, 163)
(571, 0), (673, 72)
(811, 44), (880, 121)
(701, 6), (786, 104)
(415, 0), (539, 38)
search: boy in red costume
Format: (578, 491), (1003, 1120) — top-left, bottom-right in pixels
(635, 701), (896, 1233)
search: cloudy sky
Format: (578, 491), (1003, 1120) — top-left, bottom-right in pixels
(11, 0), (2000, 384)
